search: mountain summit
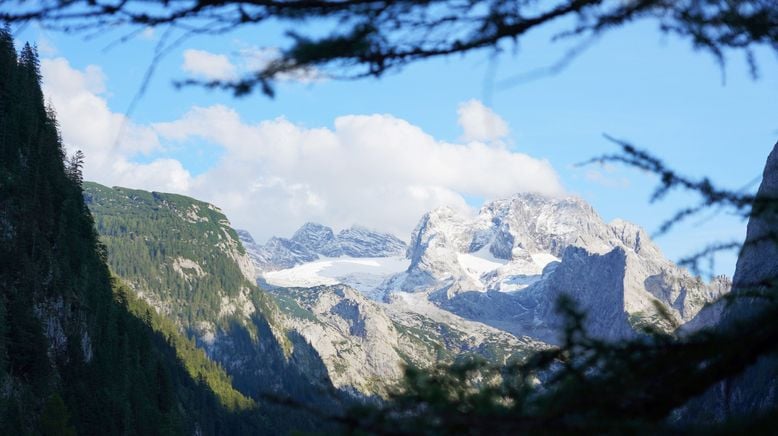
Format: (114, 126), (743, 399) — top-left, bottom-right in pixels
(242, 193), (728, 346)
(381, 193), (727, 342)
(239, 223), (407, 272)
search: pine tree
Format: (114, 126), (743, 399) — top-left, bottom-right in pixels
(66, 150), (85, 185)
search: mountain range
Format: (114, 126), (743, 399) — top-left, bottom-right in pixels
(78, 177), (735, 414)
(114, 190), (721, 401)
(239, 223), (407, 271)
(84, 184), (545, 398)
(3, 28), (773, 434)
(243, 193), (729, 345)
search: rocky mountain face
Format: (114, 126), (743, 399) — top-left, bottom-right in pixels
(238, 230), (319, 271)
(235, 193), (728, 396)
(384, 193), (727, 343)
(270, 284), (407, 396)
(239, 223), (407, 271)
(730, 144), (778, 299)
(674, 144), (778, 424)
(88, 181), (730, 402)
(239, 222), (550, 396)
(677, 274), (732, 333)
(269, 284), (545, 397)
(715, 143), (778, 418)
(430, 246), (635, 344)
(86, 191), (541, 399)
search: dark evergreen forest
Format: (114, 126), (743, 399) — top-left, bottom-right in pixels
(0, 27), (269, 435)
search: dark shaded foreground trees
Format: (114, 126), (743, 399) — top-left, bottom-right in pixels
(1, 1), (776, 433)
(0, 26), (272, 435)
(319, 140), (778, 434)
(0, 1), (775, 96)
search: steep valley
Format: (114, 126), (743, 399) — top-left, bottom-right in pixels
(84, 182), (731, 403)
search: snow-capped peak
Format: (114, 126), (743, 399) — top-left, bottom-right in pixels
(384, 192), (727, 334)
(239, 223), (408, 272)
(291, 222), (337, 252)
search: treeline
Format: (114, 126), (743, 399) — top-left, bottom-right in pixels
(0, 26), (267, 435)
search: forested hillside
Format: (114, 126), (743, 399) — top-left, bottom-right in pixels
(83, 181), (280, 334)
(0, 27), (267, 435)
(83, 182), (349, 431)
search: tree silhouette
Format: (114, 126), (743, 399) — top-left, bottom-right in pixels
(1, 1), (776, 433)
(66, 150), (85, 185)
(1, 1), (775, 96)
(334, 146), (778, 433)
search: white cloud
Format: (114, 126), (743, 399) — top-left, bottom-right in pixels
(155, 106), (563, 242)
(457, 99), (509, 142)
(182, 49), (237, 81)
(42, 57), (564, 244)
(112, 159), (192, 192)
(41, 57), (191, 192)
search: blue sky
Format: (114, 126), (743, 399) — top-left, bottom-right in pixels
(18, 18), (777, 276)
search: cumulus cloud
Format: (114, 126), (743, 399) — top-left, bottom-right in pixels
(457, 99), (509, 142)
(182, 49), (237, 80)
(42, 57), (564, 243)
(155, 106), (563, 242)
(41, 57), (192, 192)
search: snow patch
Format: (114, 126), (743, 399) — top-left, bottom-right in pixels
(457, 247), (507, 283)
(263, 255), (409, 295)
(530, 253), (558, 270)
